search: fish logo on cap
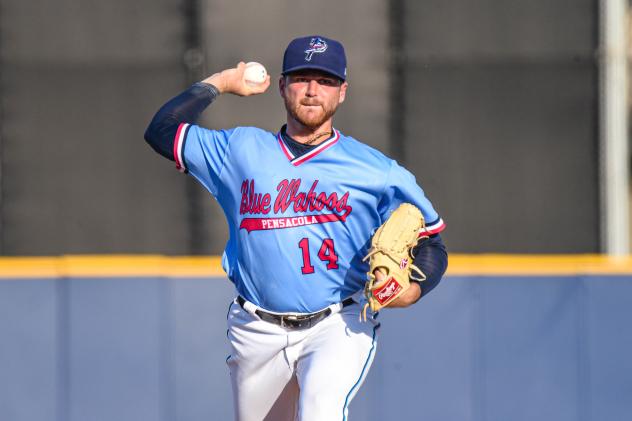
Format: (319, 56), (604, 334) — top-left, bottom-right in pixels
(304, 37), (328, 61)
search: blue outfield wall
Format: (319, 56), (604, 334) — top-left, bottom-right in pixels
(1, 275), (632, 421)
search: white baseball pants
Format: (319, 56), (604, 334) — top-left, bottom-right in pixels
(226, 298), (379, 421)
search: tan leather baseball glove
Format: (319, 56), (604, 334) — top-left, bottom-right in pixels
(362, 203), (426, 319)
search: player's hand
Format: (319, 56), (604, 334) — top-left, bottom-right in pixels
(372, 269), (422, 307)
(202, 62), (271, 97)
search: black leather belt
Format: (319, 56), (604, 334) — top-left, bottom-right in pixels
(237, 296), (355, 330)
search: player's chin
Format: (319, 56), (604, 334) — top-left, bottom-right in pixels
(296, 112), (326, 129)
(297, 108), (335, 129)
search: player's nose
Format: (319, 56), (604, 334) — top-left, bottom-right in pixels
(305, 79), (319, 96)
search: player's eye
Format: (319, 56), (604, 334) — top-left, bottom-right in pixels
(318, 78), (340, 87)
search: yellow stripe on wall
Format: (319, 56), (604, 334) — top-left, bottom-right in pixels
(1, 255), (632, 279)
(447, 254), (632, 275)
(0, 256), (225, 278)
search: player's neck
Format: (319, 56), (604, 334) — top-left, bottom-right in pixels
(285, 119), (334, 145)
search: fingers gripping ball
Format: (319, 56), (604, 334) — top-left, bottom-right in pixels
(244, 62), (268, 85)
(362, 203), (426, 319)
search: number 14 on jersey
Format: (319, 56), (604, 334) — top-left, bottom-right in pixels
(298, 238), (339, 274)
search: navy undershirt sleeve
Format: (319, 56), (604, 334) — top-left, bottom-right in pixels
(412, 233), (448, 298)
(144, 82), (219, 161)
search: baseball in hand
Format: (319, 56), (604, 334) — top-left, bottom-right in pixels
(244, 62), (267, 85)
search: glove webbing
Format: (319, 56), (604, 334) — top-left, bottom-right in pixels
(362, 246), (426, 281)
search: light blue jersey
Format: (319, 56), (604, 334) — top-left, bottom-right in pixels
(174, 123), (445, 313)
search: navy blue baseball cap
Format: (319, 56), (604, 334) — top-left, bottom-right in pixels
(282, 35), (347, 81)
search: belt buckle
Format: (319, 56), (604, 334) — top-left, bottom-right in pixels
(282, 314), (307, 329)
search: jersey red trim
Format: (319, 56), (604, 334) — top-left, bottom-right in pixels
(174, 123), (190, 173)
(277, 129), (340, 166)
(277, 133), (295, 161)
(419, 218), (446, 237)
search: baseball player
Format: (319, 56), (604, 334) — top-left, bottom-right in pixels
(145, 35), (447, 421)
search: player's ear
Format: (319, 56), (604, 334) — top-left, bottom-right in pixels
(338, 81), (348, 104)
(279, 76), (287, 98)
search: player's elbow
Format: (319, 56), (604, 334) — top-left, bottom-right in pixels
(413, 235), (448, 300)
(143, 124), (155, 146)
(143, 116), (176, 162)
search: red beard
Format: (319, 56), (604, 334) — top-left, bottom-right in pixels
(285, 98), (338, 130)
